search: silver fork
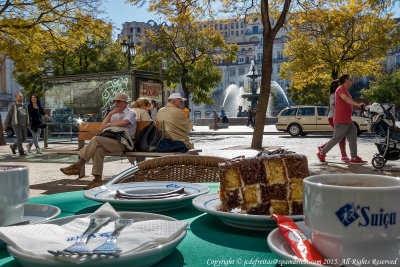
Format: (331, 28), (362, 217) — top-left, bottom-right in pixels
(48, 216), (111, 256)
(92, 218), (134, 256)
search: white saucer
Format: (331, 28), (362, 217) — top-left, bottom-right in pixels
(267, 221), (325, 267)
(192, 193), (303, 231)
(84, 181), (209, 212)
(7, 212), (186, 267)
(0, 204), (60, 247)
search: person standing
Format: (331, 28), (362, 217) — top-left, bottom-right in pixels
(318, 80), (349, 162)
(3, 93), (29, 156)
(247, 106), (254, 127)
(26, 94), (53, 154)
(317, 74), (366, 164)
(212, 110), (219, 130)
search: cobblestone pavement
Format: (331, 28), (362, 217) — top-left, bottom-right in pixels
(1, 125), (398, 197)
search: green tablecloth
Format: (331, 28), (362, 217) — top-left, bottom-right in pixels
(0, 183), (280, 267)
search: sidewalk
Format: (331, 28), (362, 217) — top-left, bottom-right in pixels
(0, 132), (398, 198)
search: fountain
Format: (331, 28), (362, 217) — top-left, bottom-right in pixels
(221, 60), (290, 118)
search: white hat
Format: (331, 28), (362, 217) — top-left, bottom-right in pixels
(168, 93), (187, 101)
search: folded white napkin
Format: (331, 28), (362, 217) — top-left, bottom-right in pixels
(0, 203), (189, 264)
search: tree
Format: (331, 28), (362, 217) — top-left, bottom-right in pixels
(13, 39), (127, 97)
(135, 12), (238, 108)
(281, 0), (399, 90)
(361, 69), (400, 109)
(0, 0), (110, 74)
(289, 79), (330, 106)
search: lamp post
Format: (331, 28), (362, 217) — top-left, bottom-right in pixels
(121, 40), (137, 69)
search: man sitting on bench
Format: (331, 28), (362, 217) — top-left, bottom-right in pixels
(60, 93), (137, 189)
(156, 93), (194, 151)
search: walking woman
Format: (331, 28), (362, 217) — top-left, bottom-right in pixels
(27, 94), (53, 154)
(318, 80), (349, 162)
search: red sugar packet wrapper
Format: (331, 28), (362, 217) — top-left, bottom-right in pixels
(272, 214), (325, 265)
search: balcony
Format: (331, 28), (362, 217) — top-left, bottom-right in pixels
(245, 29), (263, 35)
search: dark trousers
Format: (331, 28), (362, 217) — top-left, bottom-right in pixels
(12, 126), (27, 153)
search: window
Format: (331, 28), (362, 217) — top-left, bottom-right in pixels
(239, 57), (244, 63)
(241, 22), (244, 28)
(236, 31), (239, 36)
(252, 26), (258, 34)
(281, 36), (287, 43)
(317, 107), (328, 116)
(396, 55), (400, 65)
(231, 23), (234, 28)
(281, 108), (297, 116)
(225, 32), (228, 37)
(215, 24), (218, 29)
(230, 68), (236, 77)
(224, 24), (227, 30)
(242, 48), (245, 52)
(137, 27), (141, 33)
(257, 53), (262, 62)
(248, 48), (252, 51)
(130, 27), (133, 33)
(236, 22), (239, 28)
(231, 31), (234, 35)
(298, 107), (315, 116)
(239, 67), (245, 75)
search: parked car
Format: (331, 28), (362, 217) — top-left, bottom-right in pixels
(276, 105), (369, 137)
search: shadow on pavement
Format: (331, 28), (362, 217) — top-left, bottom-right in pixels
(310, 162), (400, 177)
(30, 178), (93, 195)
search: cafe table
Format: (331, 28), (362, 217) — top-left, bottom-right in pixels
(0, 183), (282, 267)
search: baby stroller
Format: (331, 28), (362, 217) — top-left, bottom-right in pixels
(364, 103), (400, 169)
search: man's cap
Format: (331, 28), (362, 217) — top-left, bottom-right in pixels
(168, 92), (187, 101)
(113, 93), (129, 103)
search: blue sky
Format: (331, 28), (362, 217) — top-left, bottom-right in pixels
(102, 0), (400, 39)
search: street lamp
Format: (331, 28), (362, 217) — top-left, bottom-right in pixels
(121, 40), (137, 69)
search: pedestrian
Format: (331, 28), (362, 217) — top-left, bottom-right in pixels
(212, 110), (219, 130)
(26, 94), (53, 154)
(247, 106), (254, 127)
(150, 100), (159, 121)
(3, 93), (29, 156)
(318, 80), (349, 162)
(317, 74), (366, 164)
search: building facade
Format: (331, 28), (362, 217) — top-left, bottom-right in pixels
(0, 56), (23, 123)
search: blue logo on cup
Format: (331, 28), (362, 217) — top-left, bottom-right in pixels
(335, 203), (360, 226)
(336, 203), (397, 228)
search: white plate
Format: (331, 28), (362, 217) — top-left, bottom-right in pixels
(84, 181), (209, 212)
(192, 193), (303, 231)
(7, 212), (186, 267)
(23, 204), (61, 224)
(0, 204), (60, 247)
(267, 221), (325, 267)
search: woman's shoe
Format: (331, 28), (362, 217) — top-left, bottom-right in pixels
(36, 148), (42, 154)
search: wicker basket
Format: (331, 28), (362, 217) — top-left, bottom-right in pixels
(121, 155), (227, 183)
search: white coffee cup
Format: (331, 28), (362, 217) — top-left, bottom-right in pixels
(303, 174), (400, 267)
(0, 165), (29, 226)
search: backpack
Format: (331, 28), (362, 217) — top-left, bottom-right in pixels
(134, 123), (162, 152)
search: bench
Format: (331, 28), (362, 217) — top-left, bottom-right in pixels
(77, 121), (201, 178)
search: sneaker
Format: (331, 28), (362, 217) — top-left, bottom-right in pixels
(341, 156), (350, 162)
(10, 145), (16, 154)
(26, 144), (31, 153)
(317, 152), (326, 163)
(19, 152), (26, 157)
(36, 148), (42, 154)
(350, 157), (367, 164)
